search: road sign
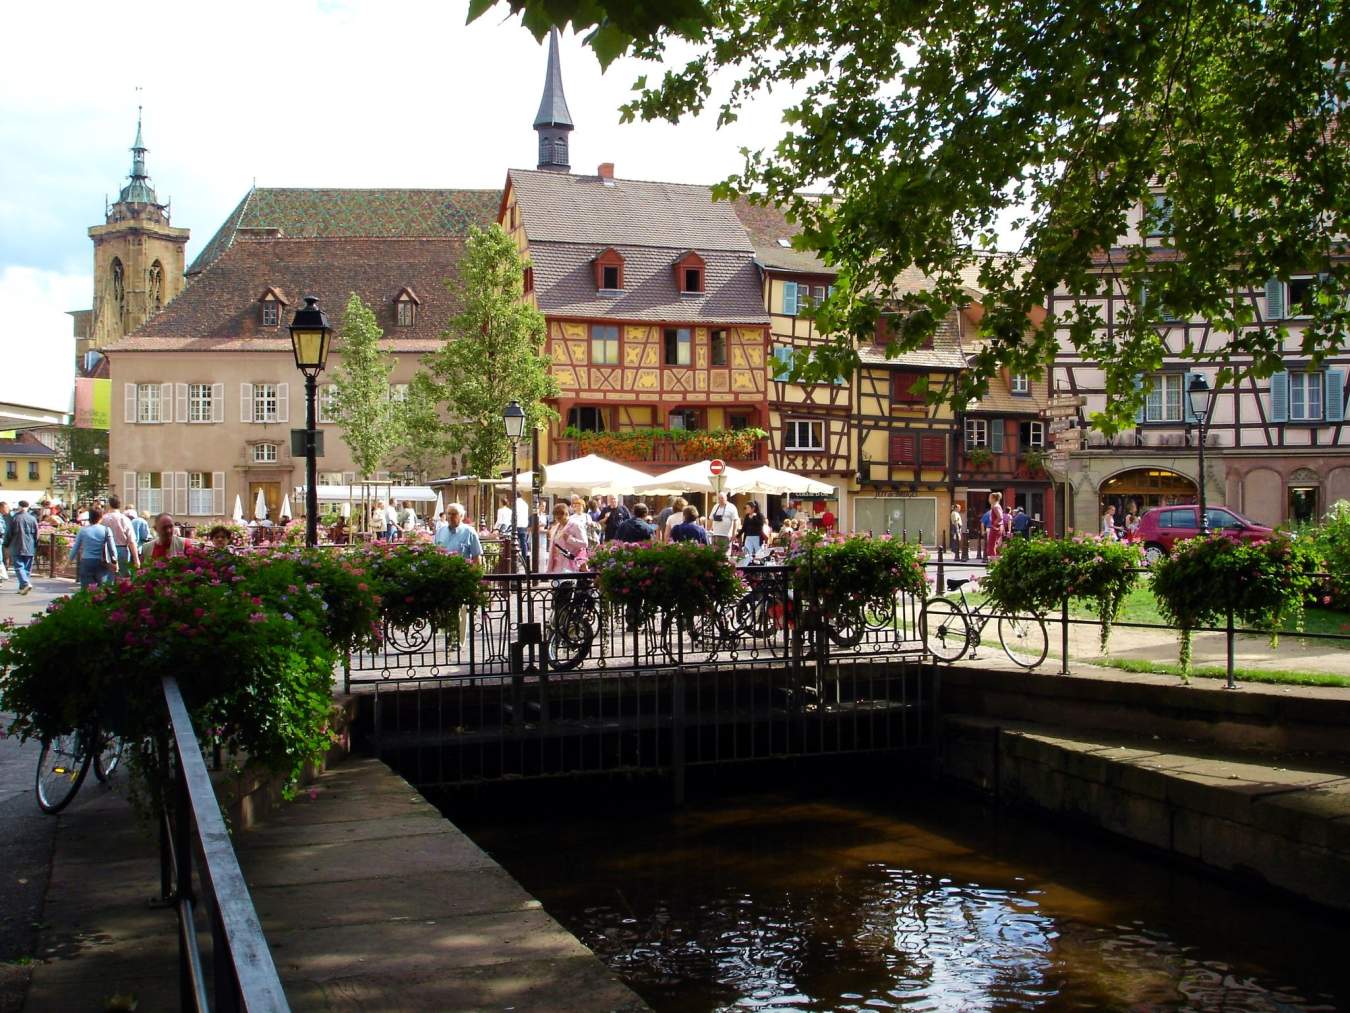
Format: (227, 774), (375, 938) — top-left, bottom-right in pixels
(709, 459), (725, 476)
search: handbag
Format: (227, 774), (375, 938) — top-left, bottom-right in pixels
(101, 530), (118, 571)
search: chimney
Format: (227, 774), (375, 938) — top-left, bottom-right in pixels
(598, 162), (614, 180)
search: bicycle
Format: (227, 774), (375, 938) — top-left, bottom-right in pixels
(919, 577), (1048, 668)
(35, 724), (123, 814)
(544, 578), (599, 671)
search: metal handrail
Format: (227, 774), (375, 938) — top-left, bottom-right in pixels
(160, 676), (288, 1012)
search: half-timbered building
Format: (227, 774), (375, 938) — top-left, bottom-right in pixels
(1051, 188), (1350, 531)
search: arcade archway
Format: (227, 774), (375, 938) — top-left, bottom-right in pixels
(1098, 468), (1196, 521)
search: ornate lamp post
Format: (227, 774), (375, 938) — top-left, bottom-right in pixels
(503, 400), (527, 570)
(1187, 373), (1212, 535)
(288, 296), (332, 548)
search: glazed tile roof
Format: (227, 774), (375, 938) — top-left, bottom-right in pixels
(110, 237), (464, 353)
(509, 169), (754, 252)
(729, 197), (833, 274)
(188, 187), (501, 276)
(529, 241), (769, 324)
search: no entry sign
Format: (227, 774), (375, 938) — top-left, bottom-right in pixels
(709, 459), (725, 476)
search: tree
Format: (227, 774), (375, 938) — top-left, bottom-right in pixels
(478, 1), (1350, 431)
(391, 372), (453, 480)
(420, 224), (558, 478)
(53, 426), (109, 501)
(329, 293), (403, 479)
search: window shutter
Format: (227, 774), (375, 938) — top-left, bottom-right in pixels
(782, 281), (798, 315)
(1265, 278), (1285, 320)
(240, 383), (254, 423)
(277, 383), (290, 423)
(989, 420), (1004, 454)
(1133, 374), (1146, 425)
(889, 433), (914, 465)
(1326, 370), (1345, 423)
(212, 472), (226, 517)
(920, 435), (946, 464)
(1269, 371), (1289, 423)
(175, 383), (189, 423)
(124, 383), (137, 424)
(123, 471), (136, 503)
(174, 471), (189, 516)
(159, 383), (172, 423)
(212, 383), (224, 423)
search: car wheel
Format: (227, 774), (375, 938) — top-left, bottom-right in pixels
(1143, 544), (1165, 565)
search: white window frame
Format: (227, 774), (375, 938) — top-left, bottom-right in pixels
(318, 384), (338, 423)
(664, 327), (692, 366)
(591, 324), (620, 365)
(261, 300), (279, 327)
(388, 383), (409, 403)
(188, 383), (214, 423)
(253, 383), (279, 423)
(1020, 420), (1045, 448)
(1290, 370), (1324, 421)
(137, 472), (164, 515)
(1145, 373), (1184, 423)
(1010, 374), (1030, 395)
(964, 418), (988, 449)
(396, 300), (415, 327)
(136, 383), (163, 424)
(784, 419), (824, 451)
(188, 472), (214, 516)
(253, 443), (278, 464)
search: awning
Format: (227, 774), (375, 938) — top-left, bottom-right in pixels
(297, 484), (440, 503)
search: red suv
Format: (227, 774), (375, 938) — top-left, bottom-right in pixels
(1127, 505), (1274, 563)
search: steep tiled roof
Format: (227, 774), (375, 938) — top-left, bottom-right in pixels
(529, 242), (768, 324)
(730, 197), (832, 274)
(509, 169), (754, 252)
(111, 237), (464, 353)
(857, 310), (967, 371)
(188, 188), (501, 276)
(0, 438), (56, 456)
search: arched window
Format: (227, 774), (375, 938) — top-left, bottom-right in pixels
(111, 258), (125, 310)
(147, 260), (164, 311)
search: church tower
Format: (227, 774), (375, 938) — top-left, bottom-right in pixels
(86, 108), (189, 353)
(534, 28), (574, 172)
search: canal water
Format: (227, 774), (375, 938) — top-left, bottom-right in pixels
(452, 776), (1349, 1012)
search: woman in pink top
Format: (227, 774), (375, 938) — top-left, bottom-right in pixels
(545, 503), (589, 573)
(985, 491), (1006, 558)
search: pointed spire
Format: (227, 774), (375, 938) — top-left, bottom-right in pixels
(534, 28), (574, 129)
(130, 105), (147, 180)
(118, 105), (159, 206)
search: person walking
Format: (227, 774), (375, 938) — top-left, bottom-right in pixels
(670, 505), (709, 544)
(1100, 504), (1119, 541)
(663, 497), (688, 543)
(102, 495), (140, 575)
(615, 502), (656, 542)
(434, 504), (484, 562)
(383, 500), (400, 541)
(398, 501), (418, 536)
(1011, 506), (1032, 538)
(709, 492), (738, 552)
(126, 506), (153, 559)
(740, 501), (766, 562)
(69, 508), (116, 588)
(599, 494), (630, 543)
(514, 493), (532, 567)
(5, 500), (39, 595)
(150, 513), (190, 559)
(985, 491), (1006, 559)
(950, 503), (965, 556)
(545, 502), (589, 573)
(0, 501), (10, 586)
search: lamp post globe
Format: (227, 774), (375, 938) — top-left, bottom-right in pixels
(288, 296), (333, 547)
(503, 400), (527, 442)
(1187, 373), (1212, 535)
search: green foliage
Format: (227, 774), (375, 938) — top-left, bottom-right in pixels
(353, 541), (489, 633)
(1307, 500), (1350, 608)
(393, 371), (454, 478)
(789, 534), (927, 617)
(560, 425), (768, 462)
(253, 546), (384, 653)
(51, 425), (109, 501)
(982, 535), (1141, 651)
(500, 1), (1350, 430)
(330, 293), (404, 479)
(1150, 533), (1320, 674)
(419, 225), (558, 478)
(591, 541), (742, 619)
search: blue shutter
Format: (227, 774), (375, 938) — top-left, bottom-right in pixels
(772, 345), (793, 380)
(1134, 373), (1146, 425)
(1265, 278), (1285, 320)
(989, 419), (1004, 454)
(1270, 371), (1289, 423)
(782, 281), (798, 315)
(1326, 369), (1345, 422)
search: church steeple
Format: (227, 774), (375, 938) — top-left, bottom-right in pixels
(118, 106), (159, 206)
(534, 28), (574, 172)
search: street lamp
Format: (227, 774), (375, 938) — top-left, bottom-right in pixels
(503, 400), (526, 571)
(288, 296), (332, 547)
(1187, 373), (1212, 535)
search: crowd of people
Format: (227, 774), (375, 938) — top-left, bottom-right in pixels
(948, 494), (1040, 560)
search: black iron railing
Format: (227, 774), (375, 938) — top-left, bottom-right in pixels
(159, 676), (288, 1012)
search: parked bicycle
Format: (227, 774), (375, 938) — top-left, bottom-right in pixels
(35, 723), (123, 814)
(920, 577), (1048, 668)
(544, 578), (599, 671)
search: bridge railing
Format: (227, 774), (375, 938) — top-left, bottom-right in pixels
(159, 676), (288, 1012)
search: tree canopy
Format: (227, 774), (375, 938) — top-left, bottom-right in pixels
(477, 0), (1350, 430)
(329, 293), (404, 479)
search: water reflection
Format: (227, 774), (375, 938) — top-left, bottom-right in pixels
(456, 790), (1347, 1012)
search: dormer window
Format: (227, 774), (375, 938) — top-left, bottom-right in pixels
(257, 287), (288, 328)
(674, 251), (706, 294)
(395, 287), (420, 327)
(593, 248), (625, 292)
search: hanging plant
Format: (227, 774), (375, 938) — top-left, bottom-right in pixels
(966, 447), (995, 469)
(788, 533), (928, 617)
(591, 541), (743, 620)
(981, 535), (1140, 651)
(1150, 533), (1319, 675)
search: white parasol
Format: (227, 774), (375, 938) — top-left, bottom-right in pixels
(542, 454), (653, 496)
(279, 493), (292, 520)
(340, 501), (351, 519)
(724, 465), (836, 497)
(253, 489), (268, 521)
(632, 460), (746, 496)
(434, 491), (444, 517)
(231, 495), (244, 523)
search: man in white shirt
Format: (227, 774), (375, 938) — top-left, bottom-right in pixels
(708, 492), (738, 551)
(514, 495), (531, 570)
(102, 495), (141, 574)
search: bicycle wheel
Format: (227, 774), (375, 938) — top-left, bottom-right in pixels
(36, 733), (92, 814)
(94, 730), (123, 782)
(545, 608), (594, 671)
(734, 592), (775, 639)
(921, 598), (970, 662)
(998, 614), (1049, 669)
(827, 606), (866, 649)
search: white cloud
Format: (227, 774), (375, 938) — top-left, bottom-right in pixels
(0, 267), (80, 413)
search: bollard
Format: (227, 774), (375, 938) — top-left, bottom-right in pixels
(936, 545), (945, 593)
(1060, 597), (1070, 675)
(1225, 609), (1237, 690)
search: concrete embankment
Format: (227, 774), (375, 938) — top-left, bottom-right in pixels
(23, 756), (648, 1011)
(942, 717), (1350, 912)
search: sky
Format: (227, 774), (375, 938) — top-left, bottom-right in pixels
(0, 0), (799, 412)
